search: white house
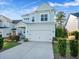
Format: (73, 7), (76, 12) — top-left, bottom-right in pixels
(66, 13), (79, 32)
(0, 15), (13, 37)
(0, 15), (26, 38)
(16, 21), (27, 38)
(22, 3), (55, 42)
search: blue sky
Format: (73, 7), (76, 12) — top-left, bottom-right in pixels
(0, 0), (79, 20)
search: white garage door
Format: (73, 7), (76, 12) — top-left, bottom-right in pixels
(28, 30), (53, 42)
(27, 23), (55, 42)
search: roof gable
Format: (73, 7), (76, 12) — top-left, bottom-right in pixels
(0, 15), (12, 22)
(16, 21), (26, 28)
(71, 13), (79, 17)
(36, 3), (53, 11)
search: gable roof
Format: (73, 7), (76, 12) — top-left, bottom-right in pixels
(36, 3), (53, 11)
(22, 3), (55, 17)
(12, 20), (22, 24)
(0, 15), (12, 22)
(71, 13), (79, 17)
(16, 21), (26, 28)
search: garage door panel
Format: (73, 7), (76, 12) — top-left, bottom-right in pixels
(27, 23), (55, 42)
(28, 24), (54, 31)
(28, 30), (53, 42)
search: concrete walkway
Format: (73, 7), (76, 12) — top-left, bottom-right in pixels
(0, 42), (54, 59)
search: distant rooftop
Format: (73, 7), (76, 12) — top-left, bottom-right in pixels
(71, 13), (79, 17)
(12, 20), (22, 24)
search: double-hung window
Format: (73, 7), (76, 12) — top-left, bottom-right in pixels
(41, 14), (48, 21)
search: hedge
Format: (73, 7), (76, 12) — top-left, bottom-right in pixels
(58, 38), (67, 57)
(0, 35), (4, 50)
(69, 40), (78, 57)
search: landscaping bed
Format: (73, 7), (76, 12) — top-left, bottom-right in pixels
(53, 40), (79, 59)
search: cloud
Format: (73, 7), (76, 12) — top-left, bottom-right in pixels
(0, 6), (38, 20)
(49, 0), (79, 7)
(22, 0), (40, 9)
(75, 0), (79, 2)
(48, 2), (63, 7)
(0, 0), (39, 19)
(0, 0), (12, 5)
(64, 2), (79, 7)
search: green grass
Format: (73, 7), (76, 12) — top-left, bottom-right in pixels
(2, 41), (20, 51)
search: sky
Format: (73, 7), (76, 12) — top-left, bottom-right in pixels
(0, 0), (79, 20)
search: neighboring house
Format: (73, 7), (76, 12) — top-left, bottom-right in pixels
(22, 3), (55, 42)
(0, 15), (13, 37)
(66, 13), (79, 32)
(12, 20), (22, 35)
(12, 20), (26, 39)
(0, 15), (26, 39)
(16, 21), (26, 39)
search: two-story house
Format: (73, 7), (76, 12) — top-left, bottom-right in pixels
(0, 15), (13, 37)
(22, 3), (55, 42)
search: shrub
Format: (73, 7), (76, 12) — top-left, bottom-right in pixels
(24, 38), (28, 42)
(69, 40), (78, 57)
(71, 31), (79, 40)
(58, 38), (67, 57)
(55, 27), (68, 38)
(8, 35), (20, 42)
(0, 35), (4, 50)
(53, 37), (57, 41)
(15, 35), (20, 42)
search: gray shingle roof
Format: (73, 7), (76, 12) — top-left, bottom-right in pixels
(71, 13), (79, 17)
(12, 20), (22, 24)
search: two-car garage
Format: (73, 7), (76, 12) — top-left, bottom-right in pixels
(27, 23), (55, 42)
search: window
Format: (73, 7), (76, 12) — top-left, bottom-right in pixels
(0, 20), (2, 27)
(41, 14), (48, 21)
(24, 18), (29, 20)
(32, 17), (35, 22)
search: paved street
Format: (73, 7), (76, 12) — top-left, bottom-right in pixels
(0, 42), (54, 59)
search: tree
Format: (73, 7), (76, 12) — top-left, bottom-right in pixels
(56, 11), (65, 27)
(55, 11), (67, 38)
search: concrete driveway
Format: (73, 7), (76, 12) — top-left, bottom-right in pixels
(0, 42), (54, 59)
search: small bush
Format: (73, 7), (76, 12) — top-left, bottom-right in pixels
(55, 27), (68, 38)
(69, 40), (78, 57)
(0, 35), (4, 50)
(71, 31), (79, 40)
(58, 38), (67, 57)
(8, 35), (20, 42)
(15, 35), (20, 42)
(24, 38), (28, 42)
(53, 37), (57, 41)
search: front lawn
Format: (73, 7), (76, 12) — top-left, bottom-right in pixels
(0, 41), (20, 52)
